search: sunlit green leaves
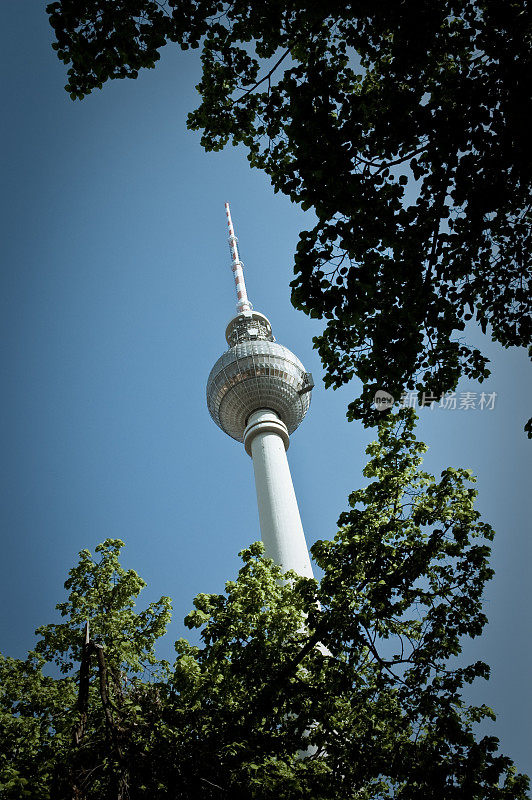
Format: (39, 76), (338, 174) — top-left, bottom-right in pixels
(1, 418), (530, 797)
(35, 538), (172, 677)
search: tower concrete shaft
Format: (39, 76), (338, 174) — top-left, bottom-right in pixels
(244, 409), (314, 578)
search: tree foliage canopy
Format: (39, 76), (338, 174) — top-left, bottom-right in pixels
(46, 0), (532, 431)
(1, 412), (529, 798)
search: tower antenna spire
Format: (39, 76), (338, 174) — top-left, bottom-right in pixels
(225, 202), (252, 314)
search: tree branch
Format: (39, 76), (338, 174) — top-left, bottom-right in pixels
(233, 48), (291, 104)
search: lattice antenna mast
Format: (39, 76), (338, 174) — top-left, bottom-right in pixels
(225, 202), (252, 314)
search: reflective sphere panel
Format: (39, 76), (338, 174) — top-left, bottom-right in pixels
(207, 340), (311, 442)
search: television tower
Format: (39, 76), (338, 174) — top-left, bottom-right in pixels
(206, 203), (315, 578)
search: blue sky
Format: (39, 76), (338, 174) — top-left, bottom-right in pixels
(0, 3), (530, 777)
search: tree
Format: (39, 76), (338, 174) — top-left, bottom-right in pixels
(46, 0), (532, 432)
(0, 540), (172, 799)
(1, 412), (529, 798)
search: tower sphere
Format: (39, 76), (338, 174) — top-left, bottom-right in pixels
(207, 311), (313, 443)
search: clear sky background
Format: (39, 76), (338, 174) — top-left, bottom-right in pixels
(1, 3), (530, 780)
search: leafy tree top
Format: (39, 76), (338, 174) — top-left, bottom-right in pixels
(47, 0), (532, 432)
(1, 412), (530, 796)
(34, 538), (172, 677)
